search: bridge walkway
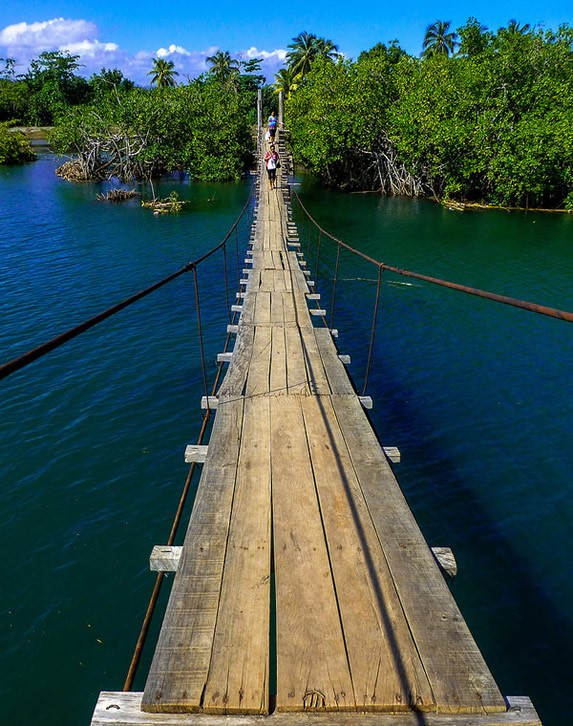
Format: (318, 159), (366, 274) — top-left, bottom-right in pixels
(136, 150), (509, 718)
(91, 140), (541, 725)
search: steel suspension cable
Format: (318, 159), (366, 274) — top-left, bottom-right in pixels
(292, 188), (573, 324)
(123, 227), (247, 691)
(329, 241), (342, 331)
(192, 265), (210, 403)
(363, 265), (384, 396)
(222, 243), (231, 322)
(1, 188), (255, 382)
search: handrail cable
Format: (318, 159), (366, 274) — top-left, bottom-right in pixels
(124, 135), (261, 690)
(292, 189), (573, 324)
(0, 189), (254, 382)
(123, 308), (239, 690)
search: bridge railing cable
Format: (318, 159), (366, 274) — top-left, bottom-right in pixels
(0, 189), (255, 382)
(292, 189), (573, 324)
(290, 186), (573, 398)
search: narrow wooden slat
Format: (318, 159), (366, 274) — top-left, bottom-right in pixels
(284, 325), (309, 395)
(270, 291), (284, 325)
(327, 393), (506, 714)
(202, 397), (271, 714)
(142, 398), (244, 713)
(271, 396), (354, 712)
(300, 395), (435, 712)
(314, 327), (355, 395)
(270, 325), (287, 395)
(245, 325), (271, 397)
(254, 291), (271, 325)
(217, 325), (255, 401)
(94, 692), (541, 726)
(298, 324), (330, 395)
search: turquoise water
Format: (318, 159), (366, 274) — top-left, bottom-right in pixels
(1, 157), (572, 725)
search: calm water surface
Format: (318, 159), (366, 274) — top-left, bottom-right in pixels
(1, 158), (572, 726)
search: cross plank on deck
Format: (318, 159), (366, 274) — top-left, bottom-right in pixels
(137, 137), (532, 723)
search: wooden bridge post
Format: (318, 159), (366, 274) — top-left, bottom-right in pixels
(257, 89), (263, 130)
(278, 90), (284, 129)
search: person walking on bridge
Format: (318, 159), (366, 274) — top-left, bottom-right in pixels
(264, 144), (279, 190)
(268, 111), (277, 141)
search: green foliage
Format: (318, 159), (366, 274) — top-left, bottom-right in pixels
(0, 79), (28, 122)
(0, 123), (36, 164)
(285, 21), (573, 208)
(51, 78), (253, 183)
(147, 59), (179, 88)
(25, 51), (91, 124)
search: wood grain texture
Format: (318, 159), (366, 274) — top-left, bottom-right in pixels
(300, 395), (435, 712)
(94, 692), (541, 725)
(142, 399), (244, 713)
(202, 397), (271, 714)
(271, 396), (355, 712)
(328, 393), (506, 714)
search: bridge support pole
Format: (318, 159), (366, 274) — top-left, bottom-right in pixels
(257, 89), (263, 131)
(278, 90), (284, 129)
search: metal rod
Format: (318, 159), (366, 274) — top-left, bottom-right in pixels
(362, 265), (383, 396)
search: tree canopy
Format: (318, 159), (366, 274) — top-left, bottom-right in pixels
(284, 20), (573, 209)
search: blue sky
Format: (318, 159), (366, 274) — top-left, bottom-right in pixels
(1, 1), (572, 85)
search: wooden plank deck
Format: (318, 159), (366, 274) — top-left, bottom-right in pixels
(120, 141), (541, 724)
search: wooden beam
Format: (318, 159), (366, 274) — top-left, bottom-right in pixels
(432, 547), (458, 577)
(358, 395), (372, 409)
(309, 308), (326, 316)
(338, 354), (351, 365)
(184, 444), (209, 464)
(92, 693), (542, 726)
(217, 352), (233, 363)
(383, 446), (401, 463)
(201, 396), (219, 410)
(150, 546), (182, 572)
(227, 325), (239, 334)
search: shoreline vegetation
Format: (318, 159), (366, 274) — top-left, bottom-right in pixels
(3, 19), (573, 210)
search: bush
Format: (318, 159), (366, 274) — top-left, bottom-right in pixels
(0, 124), (36, 164)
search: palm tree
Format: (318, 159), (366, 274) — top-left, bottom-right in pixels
(273, 66), (301, 100)
(206, 50), (241, 82)
(286, 31), (339, 79)
(422, 20), (459, 58)
(147, 58), (178, 88)
(506, 19), (531, 35)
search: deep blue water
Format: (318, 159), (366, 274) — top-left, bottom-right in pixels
(1, 156), (572, 725)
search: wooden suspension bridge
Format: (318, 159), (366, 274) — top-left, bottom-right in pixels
(90, 129), (542, 725)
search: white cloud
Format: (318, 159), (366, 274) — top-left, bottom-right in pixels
(0, 18), (287, 85)
(63, 40), (119, 57)
(156, 44), (191, 58)
(0, 18), (97, 48)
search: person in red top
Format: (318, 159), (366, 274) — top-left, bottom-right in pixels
(264, 144), (279, 189)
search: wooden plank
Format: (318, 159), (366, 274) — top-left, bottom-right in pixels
(298, 324), (330, 395)
(432, 547), (458, 577)
(284, 324), (309, 395)
(150, 546), (182, 572)
(327, 393), (507, 714)
(254, 291), (272, 325)
(314, 328), (354, 396)
(217, 325), (255, 401)
(271, 396), (354, 712)
(202, 396), (271, 714)
(300, 395), (434, 712)
(270, 325), (287, 395)
(245, 325), (272, 397)
(142, 398), (244, 713)
(185, 445), (209, 464)
(270, 291), (284, 325)
(94, 692), (542, 725)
